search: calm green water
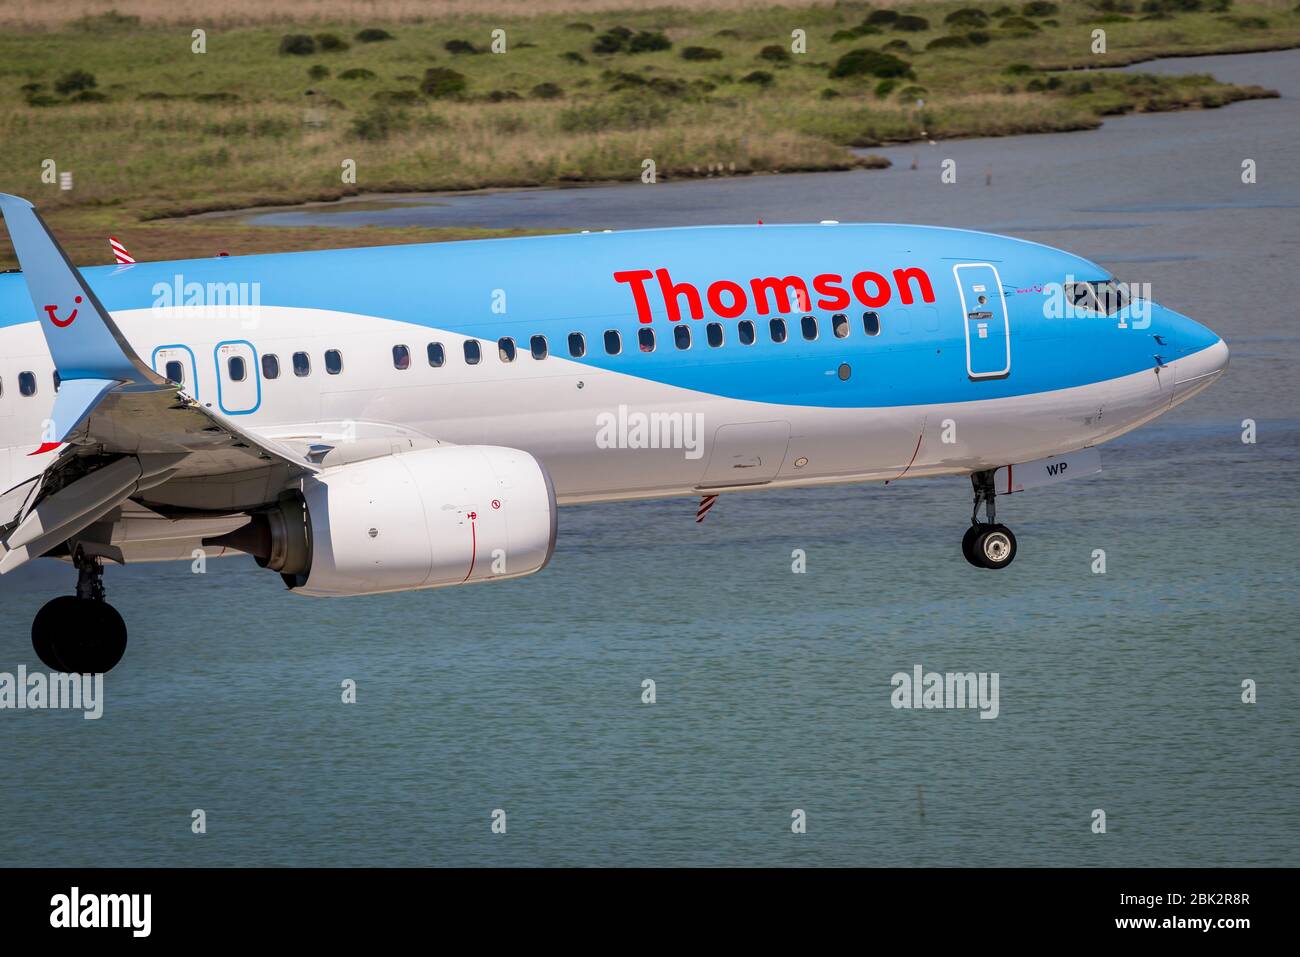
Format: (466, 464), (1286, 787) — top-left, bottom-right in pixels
(1, 52), (1296, 867)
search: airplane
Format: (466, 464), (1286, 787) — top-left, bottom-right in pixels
(0, 192), (1227, 673)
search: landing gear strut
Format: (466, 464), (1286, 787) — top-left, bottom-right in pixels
(31, 547), (128, 673)
(961, 470), (1017, 570)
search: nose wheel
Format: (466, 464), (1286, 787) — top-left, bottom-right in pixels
(961, 470), (1018, 570)
(31, 548), (128, 674)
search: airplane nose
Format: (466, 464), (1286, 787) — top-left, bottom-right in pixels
(1171, 336), (1229, 405)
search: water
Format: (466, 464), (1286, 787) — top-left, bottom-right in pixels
(2, 52), (1297, 867)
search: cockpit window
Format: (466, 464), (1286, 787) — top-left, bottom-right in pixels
(1066, 279), (1129, 316)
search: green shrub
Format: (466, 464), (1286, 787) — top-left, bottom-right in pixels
(829, 48), (911, 79)
(420, 67), (467, 98)
(308, 64), (330, 79)
(372, 90), (421, 104)
(866, 10), (899, 24)
(883, 39), (914, 52)
(356, 28), (394, 42)
(531, 82), (564, 99)
(894, 15), (931, 31)
(1004, 63), (1035, 74)
(874, 78), (898, 96)
(682, 46), (724, 60)
(558, 96), (671, 132)
(54, 69), (97, 95)
(566, 22), (595, 32)
(279, 34), (315, 55)
(316, 33), (350, 52)
(741, 70), (774, 86)
(945, 8), (990, 28)
(70, 89), (109, 103)
(758, 44), (791, 62)
(351, 106), (407, 140)
(340, 68), (377, 80)
(445, 39), (480, 54)
(561, 51), (587, 64)
(1022, 1), (1060, 15)
(628, 30), (672, 52)
(927, 35), (971, 49)
(999, 16), (1042, 32)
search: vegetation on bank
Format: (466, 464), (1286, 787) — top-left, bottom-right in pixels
(0, 0), (1296, 266)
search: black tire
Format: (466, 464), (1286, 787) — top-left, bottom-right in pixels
(961, 524), (984, 567)
(32, 597), (128, 673)
(973, 524), (1017, 570)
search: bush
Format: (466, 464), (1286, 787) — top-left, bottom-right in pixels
(566, 22), (595, 32)
(1003, 62), (1035, 74)
(316, 33), (350, 52)
(308, 64), (330, 79)
(628, 30), (672, 52)
(279, 34), (315, 55)
(356, 28), (394, 42)
(927, 35), (971, 49)
(558, 96), (671, 132)
(682, 46), (723, 60)
(561, 51), (587, 64)
(70, 89), (108, 103)
(820, 87), (841, 99)
(420, 67), (467, 98)
(831, 29), (860, 41)
(486, 89), (522, 102)
(893, 15), (931, 31)
(999, 15), (1042, 32)
(828, 48), (911, 79)
(967, 30), (992, 45)
(531, 82), (564, 99)
(758, 44), (791, 62)
(1022, 1), (1059, 14)
(945, 8), (990, 27)
(740, 70), (774, 86)
(592, 31), (625, 54)
(866, 10), (899, 24)
(883, 39), (914, 52)
(444, 39), (480, 54)
(54, 69), (97, 95)
(874, 78), (897, 96)
(194, 92), (239, 102)
(340, 68), (377, 80)
(351, 106), (407, 140)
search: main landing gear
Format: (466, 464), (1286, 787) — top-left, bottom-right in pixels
(962, 469), (1018, 570)
(31, 547), (128, 674)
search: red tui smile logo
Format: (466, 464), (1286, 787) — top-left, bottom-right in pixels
(44, 295), (81, 327)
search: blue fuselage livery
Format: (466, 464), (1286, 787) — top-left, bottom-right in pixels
(0, 196), (1228, 672)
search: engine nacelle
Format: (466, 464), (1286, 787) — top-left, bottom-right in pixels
(240, 446), (556, 597)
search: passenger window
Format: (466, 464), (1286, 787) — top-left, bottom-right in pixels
(324, 350), (342, 375)
(165, 360), (185, 385)
(863, 311), (881, 336)
(18, 372), (36, 396)
(530, 335), (548, 360)
(228, 356), (246, 382)
(832, 314), (850, 338)
(638, 328), (655, 353)
(706, 322), (724, 347)
(498, 337), (516, 362)
(604, 330), (621, 355)
(463, 340), (481, 365)
(801, 316), (818, 340)
(293, 352), (311, 377)
(392, 345), (411, 370)
(769, 318), (787, 343)
(568, 332), (586, 358)
(674, 325), (691, 350)
(262, 354), (280, 379)
(427, 342), (445, 367)
(738, 320), (756, 345)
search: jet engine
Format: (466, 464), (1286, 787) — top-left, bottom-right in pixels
(212, 446), (556, 597)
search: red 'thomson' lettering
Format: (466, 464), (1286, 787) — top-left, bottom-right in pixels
(613, 267), (935, 323)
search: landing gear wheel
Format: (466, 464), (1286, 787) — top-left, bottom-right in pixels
(973, 524), (1017, 570)
(32, 596), (128, 673)
(961, 524), (983, 567)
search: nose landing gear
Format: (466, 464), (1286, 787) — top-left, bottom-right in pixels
(31, 547), (128, 674)
(961, 469), (1018, 570)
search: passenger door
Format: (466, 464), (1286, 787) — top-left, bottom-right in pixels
(953, 263), (1011, 380)
(152, 345), (199, 399)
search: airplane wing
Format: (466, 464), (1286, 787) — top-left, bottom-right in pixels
(0, 193), (317, 572)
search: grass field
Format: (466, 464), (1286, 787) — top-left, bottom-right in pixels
(0, 0), (1297, 267)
